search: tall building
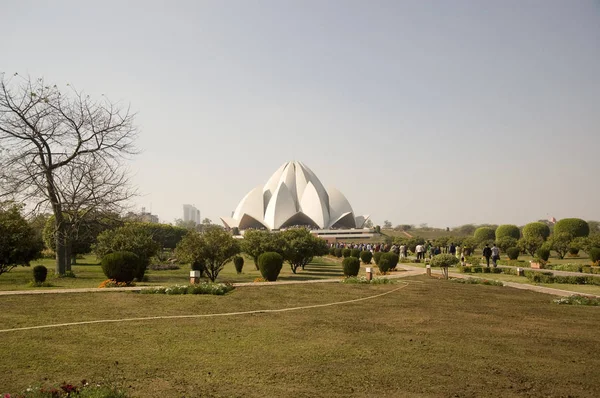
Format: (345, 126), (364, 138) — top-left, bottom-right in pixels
(183, 204), (201, 224)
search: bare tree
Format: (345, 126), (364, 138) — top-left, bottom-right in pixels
(0, 73), (137, 274)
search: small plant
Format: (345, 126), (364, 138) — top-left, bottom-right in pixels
(149, 263), (180, 271)
(342, 248), (351, 258)
(360, 250), (372, 264)
(258, 252), (283, 281)
(554, 295), (600, 306)
(33, 265), (48, 283)
(233, 255), (244, 274)
(535, 247), (551, 261)
(342, 257), (360, 277)
(341, 276), (395, 284)
(98, 279), (134, 288)
(506, 247), (520, 260)
(334, 248), (343, 258)
(373, 251), (383, 265)
(253, 277), (266, 283)
(451, 278), (503, 286)
(140, 283), (234, 295)
(28, 280), (53, 287)
(589, 248), (600, 265)
(430, 253), (459, 279)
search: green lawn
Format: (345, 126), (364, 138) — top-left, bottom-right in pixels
(1, 276), (600, 397)
(0, 255), (345, 291)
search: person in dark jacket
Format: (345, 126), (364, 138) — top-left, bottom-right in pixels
(482, 244), (492, 267)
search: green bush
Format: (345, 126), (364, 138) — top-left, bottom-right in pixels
(342, 248), (351, 258)
(233, 255), (244, 274)
(350, 248), (361, 258)
(258, 252), (284, 281)
(589, 248), (600, 264)
(474, 227), (496, 245)
(342, 256), (361, 277)
(381, 252), (399, 270)
(536, 247), (551, 261)
(373, 251), (383, 265)
(506, 247), (520, 260)
(101, 251), (142, 283)
(33, 265), (48, 283)
(360, 251), (373, 264)
(378, 258), (391, 273)
(554, 218), (590, 239)
(329, 247), (336, 256)
(568, 247), (580, 256)
(497, 236), (518, 252)
(554, 295), (600, 306)
(430, 253), (460, 268)
(495, 224), (520, 240)
(522, 222), (551, 240)
(334, 248), (343, 258)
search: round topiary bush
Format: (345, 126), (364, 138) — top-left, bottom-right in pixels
(589, 248), (600, 264)
(568, 247), (580, 256)
(506, 247), (520, 260)
(474, 227), (496, 244)
(522, 222), (551, 240)
(342, 256), (361, 277)
(496, 225), (521, 240)
(536, 247), (551, 261)
(342, 248), (351, 258)
(258, 251), (284, 281)
(554, 218), (590, 239)
(33, 265), (47, 283)
(329, 247), (336, 256)
(101, 251), (141, 283)
(334, 248), (343, 258)
(373, 251), (383, 265)
(360, 251), (372, 264)
(350, 248), (361, 258)
(381, 252), (399, 271)
(431, 254), (459, 278)
(378, 258), (391, 273)
(233, 255), (244, 274)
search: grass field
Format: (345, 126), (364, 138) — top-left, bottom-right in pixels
(0, 255), (344, 291)
(1, 276), (600, 397)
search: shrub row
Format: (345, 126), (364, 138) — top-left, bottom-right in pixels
(553, 295), (600, 306)
(451, 278), (503, 286)
(141, 282), (234, 295)
(525, 271), (600, 285)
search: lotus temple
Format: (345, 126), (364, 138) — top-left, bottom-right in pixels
(221, 161), (372, 240)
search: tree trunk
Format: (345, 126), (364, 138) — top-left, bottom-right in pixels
(64, 237), (72, 272)
(54, 223), (67, 275)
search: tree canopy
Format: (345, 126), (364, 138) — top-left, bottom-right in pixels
(0, 203), (43, 276)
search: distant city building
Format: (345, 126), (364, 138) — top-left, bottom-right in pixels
(126, 207), (159, 223)
(183, 204), (201, 224)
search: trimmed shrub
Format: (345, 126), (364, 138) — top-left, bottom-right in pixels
(33, 265), (48, 283)
(430, 254), (460, 268)
(536, 247), (551, 261)
(522, 222), (551, 240)
(381, 252), (399, 270)
(350, 248), (361, 258)
(233, 255), (244, 274)
(373, 251), (383, 265)
(506, 247), (520, 260)
(496, 224), (521, 240)
(589, 248), (600, 264)
(568, 247), (580, 256)
(329, 247), (336, 256)
(342, 256), (361, 277)
(342, 248), (351, 258)
(360, 251), (372, 264)
(334, 248), (343, 258)
(101, 251), (141, 283)
(258, 252), (283, 281)
(554, 218), (589, 239)
(378, 258), (391, 273)
(474, 227), (495, 245)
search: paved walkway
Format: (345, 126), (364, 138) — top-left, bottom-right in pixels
(1, 265), (596, 298)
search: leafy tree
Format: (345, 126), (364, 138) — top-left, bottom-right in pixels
(522, 222), (551, 240)
(474, 227), (496, 246)
(175, 226), (240, 282)
(497, 236), (519, 253)
(549, 232), (573, 260)
(174, 219), (198, 230)
(0, 203), (43, 276)
(93, 223), (159, 270)
(383, 220), (392, 229)
(495, 224), (520, 240)
(453, 224), (477, 236)
(588, 221), (600, 234)
(554, 218), (590, 239)
(518, 235), (545, 257)
(202, 218), (212, 225)
(405, 236), (426, 253)
(430, 254), (459, 279)
(460, 237), (478, 256)
(280, 228), (329, 273)
(241, 230), (285, 270)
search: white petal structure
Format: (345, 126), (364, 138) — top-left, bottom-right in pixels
(221, 161), (369, 230)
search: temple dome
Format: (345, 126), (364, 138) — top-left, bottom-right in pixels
(221, 161), (368, 230)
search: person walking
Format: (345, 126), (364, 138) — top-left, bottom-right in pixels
(415, 244), (423, 260)
(449, 242), (456, 256)
(491, 244), (500, 268)
(482, 244), (492, 267)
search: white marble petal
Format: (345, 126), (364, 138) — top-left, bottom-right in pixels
(264, 181), (297, 229)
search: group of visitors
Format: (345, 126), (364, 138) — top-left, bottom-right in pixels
(482, 243), (501, 267)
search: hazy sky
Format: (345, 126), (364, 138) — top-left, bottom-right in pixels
(2, 0), (599, 228)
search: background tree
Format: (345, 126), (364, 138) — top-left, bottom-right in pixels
(549, 232), (573, 259)
(281, 228), (329, 273)
(175, 226), (240, 282)
(495, 224), (521, 240)
(383, 220), (392, 229)
(554, 218), (589, 239)
(0, 74), (137, 275)
(522, 222), (551, 241)
(241, 230), (285, 270)
(497, 236), (519, 253)
(0, 203), (43, 276)
(518, 235), (545, 257)
(474, 227), (496, 247)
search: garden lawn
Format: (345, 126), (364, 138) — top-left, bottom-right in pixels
(0, 255), (343, 291)
(1, 276), (600, 397)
